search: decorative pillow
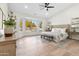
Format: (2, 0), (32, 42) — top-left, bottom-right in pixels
(51, 28), (67, 33)
(60, 28), (67, 33)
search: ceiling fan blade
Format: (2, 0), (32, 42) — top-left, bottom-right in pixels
(45, 3), (49, 7)
(45, 3), (49, 6)
(40, 5), (45, 7)
(39, 4), (45, 10)
(47, 6), (54, 8)
(40, 7), (45, 10)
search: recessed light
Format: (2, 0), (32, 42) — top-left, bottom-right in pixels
(25, 5), (28, 8)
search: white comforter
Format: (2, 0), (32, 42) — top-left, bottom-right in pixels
(42, 30), (68, 42)
(52, 31), (68, 42)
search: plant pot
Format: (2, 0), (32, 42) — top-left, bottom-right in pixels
(4, 26), (14, 37)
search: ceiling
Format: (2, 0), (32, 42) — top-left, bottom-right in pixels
(8, 3), (75, 19)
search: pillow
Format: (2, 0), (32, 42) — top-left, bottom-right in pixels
(60, 28), (67, 32)
(51, 28), (67, 33)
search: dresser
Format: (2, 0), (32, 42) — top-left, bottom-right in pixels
(70, 32), (79, 40)
(0, 37), (16, 56)
(70, 17), (79, 40)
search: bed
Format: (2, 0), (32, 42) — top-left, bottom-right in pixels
(41, 24), (70, 42)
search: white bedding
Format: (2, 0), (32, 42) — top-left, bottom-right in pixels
(42, 28), (68, 42)
(52, 30), (68, 42)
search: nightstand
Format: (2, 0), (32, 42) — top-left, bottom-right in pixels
(70, 32), (79, 40)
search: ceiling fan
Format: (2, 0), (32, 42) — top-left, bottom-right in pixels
(40, 3), (54, 11)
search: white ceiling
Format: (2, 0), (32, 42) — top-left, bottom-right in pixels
(8, 3), (74, 19)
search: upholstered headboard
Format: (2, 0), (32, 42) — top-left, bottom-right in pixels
(51, 24), (71, 38)
(51, 24), (70, 28)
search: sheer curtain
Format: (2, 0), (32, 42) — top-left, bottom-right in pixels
(0, 8), (2, 29)
(0, 8), (5, 37)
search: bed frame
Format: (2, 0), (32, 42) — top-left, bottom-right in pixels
(41, 24), (70, 40)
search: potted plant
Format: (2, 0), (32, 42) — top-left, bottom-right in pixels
(3, 12), (16, 37)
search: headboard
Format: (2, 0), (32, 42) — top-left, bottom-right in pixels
(51, 24), (70, 28)
(51, 24), (71, 37)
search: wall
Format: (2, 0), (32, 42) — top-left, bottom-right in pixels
(49, 4), (79, 25)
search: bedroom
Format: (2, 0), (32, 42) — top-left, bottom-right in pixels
(0, 3), (79, 56)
